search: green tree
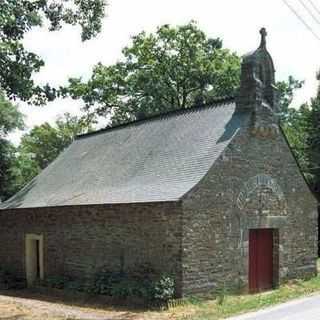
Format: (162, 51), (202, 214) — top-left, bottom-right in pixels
(0, 94), (24, 135)
(19, 113), (95, 170)
(0, 0), (107, 104)
(277, 76), (308, 169)
(65, 22), (241, 125)
(0, 92), (24, 201)
(304, 94), (320, 194)
(280, 73), (320, 196)
(277, 76), (304, 122)
(281, 104), (310, 172)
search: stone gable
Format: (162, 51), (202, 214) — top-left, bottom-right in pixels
(181, 116), (317, 295)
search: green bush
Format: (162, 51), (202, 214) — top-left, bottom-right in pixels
(93, 265), (175, 302)
(42, 265), (175, 303)
(153, 275), (175, 302)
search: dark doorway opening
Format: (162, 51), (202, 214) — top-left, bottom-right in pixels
(25, 234), (43, 286)
(36, 240), (40, 279)
(249, 229), (276, 293)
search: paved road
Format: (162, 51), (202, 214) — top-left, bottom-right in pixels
(229, 294), (320, 320)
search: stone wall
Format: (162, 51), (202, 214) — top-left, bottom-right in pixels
(0, 202), (183, 295)
(181, 116), (318, 295)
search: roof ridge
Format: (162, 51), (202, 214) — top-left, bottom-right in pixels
(76, 95), (235, 140)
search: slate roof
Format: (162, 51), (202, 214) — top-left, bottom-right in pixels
(1, 100), (249, 209)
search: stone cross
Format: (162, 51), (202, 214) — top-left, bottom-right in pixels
(259, 28), (267, 48)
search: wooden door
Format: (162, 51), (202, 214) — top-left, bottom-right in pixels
(249, 229), (273, 293)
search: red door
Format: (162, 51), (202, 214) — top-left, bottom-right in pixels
(249, 229), (274, 293)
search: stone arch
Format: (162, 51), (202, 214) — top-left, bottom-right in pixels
(237, 174), (287, 215)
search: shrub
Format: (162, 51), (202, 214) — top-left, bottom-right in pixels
(41, 265), (175, 304)
(93, 265), (175, 303)
(153, 275), (175, 302)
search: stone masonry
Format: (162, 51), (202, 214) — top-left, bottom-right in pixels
(0, 202), (183, 295)
(181, 120), (318, 295)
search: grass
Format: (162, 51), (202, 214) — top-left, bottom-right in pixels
(167, 273), (320, 320)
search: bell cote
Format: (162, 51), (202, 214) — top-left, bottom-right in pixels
(236, 28), (279, 138)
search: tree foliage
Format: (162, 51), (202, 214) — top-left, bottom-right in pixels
(304, 95), (320, 193)
(0, 93), (24, 201)
(281, 104), (310, 172)
(0, 0), (106, 104)
(19, 113), (95, 170)
(0, 94), (24, 136)
(277, 76), (307, 168)
(65, 22), (241, 125)
(281, 73), (320, 196)
(277, 76), (304, 122)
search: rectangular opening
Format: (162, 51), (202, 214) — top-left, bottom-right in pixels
(25, 234), (44, 286)
(36, 240), (40, 279)
(249, 229), (277, 293)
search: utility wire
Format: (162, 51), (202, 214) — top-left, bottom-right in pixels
(298, 0), (320, 26)
(281, 0), (320, 41)
(305, 0), (320, 17)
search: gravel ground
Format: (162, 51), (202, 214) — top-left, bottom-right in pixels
(0, 292), (170, 320)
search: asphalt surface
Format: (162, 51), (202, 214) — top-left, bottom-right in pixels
(229, 294), (320, 320)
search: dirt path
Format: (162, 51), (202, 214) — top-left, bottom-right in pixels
(0, 293), (171, 320)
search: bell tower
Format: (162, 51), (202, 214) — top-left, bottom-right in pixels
(236, 28), (279, 138)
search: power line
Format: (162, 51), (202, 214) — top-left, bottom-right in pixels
(281, 0), (320, 41)
(305, 0), (320, 17)
(298, 0), (320, 26)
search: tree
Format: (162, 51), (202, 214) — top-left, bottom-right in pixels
(277, 76), (304, 122)
(304, 94), (320, 194)
(0, 0), (107, 104)
(280, 72), (320, 196)
(277, 76), (308, 168)
(0, 93), (24, 136)
(19, 112), (95, 170)
(0, 92), (24, 201)
(65, 22), (241, 125)
(281, 104), (310, 172)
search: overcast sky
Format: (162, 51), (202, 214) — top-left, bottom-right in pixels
(10, 0), (320, 144)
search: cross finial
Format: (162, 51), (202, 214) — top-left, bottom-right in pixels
(259, 28), (267, 49)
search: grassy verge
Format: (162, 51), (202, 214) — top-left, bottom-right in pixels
(167, 275), (320, 320)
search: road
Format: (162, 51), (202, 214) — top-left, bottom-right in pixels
(229, 294), (320, 320)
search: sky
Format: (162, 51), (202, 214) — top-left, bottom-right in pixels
(9, 0), (320, 144)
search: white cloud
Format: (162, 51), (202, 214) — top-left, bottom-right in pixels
(9, 0), (320, 144)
